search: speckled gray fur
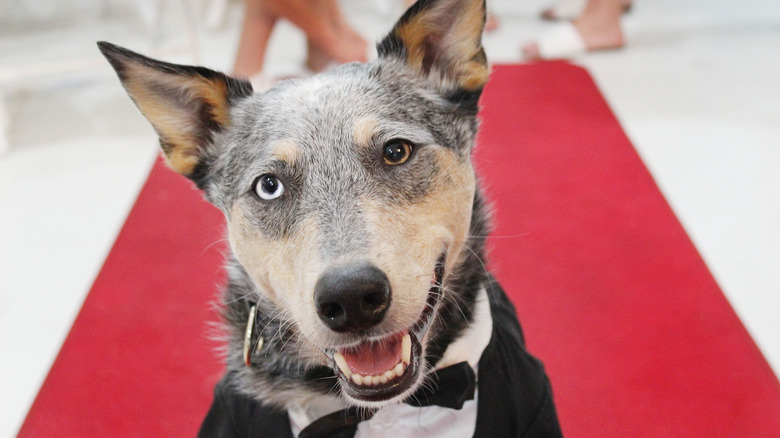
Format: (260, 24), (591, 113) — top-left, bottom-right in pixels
(100, 0), (492, 411)
(210, 56), (490, 407)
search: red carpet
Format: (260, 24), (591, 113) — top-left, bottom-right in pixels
(19, 63), (780, 436)
(18, 162), (227, 436)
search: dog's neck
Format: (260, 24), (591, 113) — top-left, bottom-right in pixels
(433, 285), (493, 371)
(286, 286), (494, 437)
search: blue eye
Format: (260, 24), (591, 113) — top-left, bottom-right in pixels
(254, 174), (284, 200)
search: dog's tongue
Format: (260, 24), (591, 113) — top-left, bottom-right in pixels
(341, 332), (404, 376)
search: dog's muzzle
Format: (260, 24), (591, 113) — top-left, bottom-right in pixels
(318, 255), (446, 404)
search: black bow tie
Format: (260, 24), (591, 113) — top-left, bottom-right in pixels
(299, 361), (476, 438)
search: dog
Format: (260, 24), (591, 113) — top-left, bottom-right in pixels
(99, 0), (561, 436)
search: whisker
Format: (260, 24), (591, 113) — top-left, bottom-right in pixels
(462, 244), (491, 282)
(199, 237), (230, 257)
(222, 290), (259, 306)
(465, 232), (531, 240)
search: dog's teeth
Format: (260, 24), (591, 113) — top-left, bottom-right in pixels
(401, 333), (411, 365)
(394, 362), (405, 377)
(347, 362), (411, 387)
(334, 352), (352, 378)
(342, 334), (413, 387)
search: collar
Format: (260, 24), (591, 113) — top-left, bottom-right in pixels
(287, 286), (494, 437)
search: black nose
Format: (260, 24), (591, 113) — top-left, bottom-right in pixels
(314, 263), (392, 332)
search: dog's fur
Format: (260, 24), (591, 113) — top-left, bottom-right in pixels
(99, 0), (557, 431)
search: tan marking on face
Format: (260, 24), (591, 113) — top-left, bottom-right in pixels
(271, 139), (300, 164)
(394, 0), (488, 90)
(122, 63), (232, 176)
(228, 203), (332, 355)
(362, 146), (476, 332)
(352, 117), (379, 150)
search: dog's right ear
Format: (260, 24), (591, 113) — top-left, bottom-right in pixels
(97, 42), (252, 182)
(378, 0), (488, 96)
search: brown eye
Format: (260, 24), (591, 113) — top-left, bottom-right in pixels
(383, 140), (413, 165)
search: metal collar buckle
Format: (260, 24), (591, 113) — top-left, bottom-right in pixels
(243, 305), (264, 366)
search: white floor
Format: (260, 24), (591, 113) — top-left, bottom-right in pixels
(1, 0), (778, 436)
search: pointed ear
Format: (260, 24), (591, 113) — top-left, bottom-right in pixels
(97, 42), (252, 180)
(378, 0), (488, 92)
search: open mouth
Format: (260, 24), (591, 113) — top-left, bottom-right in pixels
(325, 255), (446, 403)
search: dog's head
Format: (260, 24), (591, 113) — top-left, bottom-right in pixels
(100, 0), (489, 407)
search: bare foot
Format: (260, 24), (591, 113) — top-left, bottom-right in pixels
(521, 19), (623, 60)
(541, 0), (632, 21)
(571, 14), (624, 51)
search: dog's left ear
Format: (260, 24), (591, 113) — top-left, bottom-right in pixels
(378, 0), (488, 94)
(97, 42), (252, 181)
